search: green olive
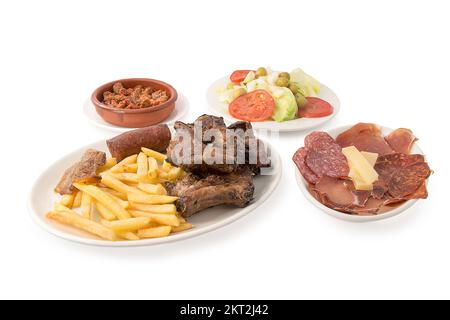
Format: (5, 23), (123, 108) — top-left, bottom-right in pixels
(295, 93), (308, 108)
(279, 72), (290, 80)
(275, 77), (290, 87)
(289, 83), (300, 95)
(255, 67), (267, 77)
(226, 83), (235, 90)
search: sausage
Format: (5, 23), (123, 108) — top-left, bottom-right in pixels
(304, 132), (350, 179)
(106, 124), (171, 161)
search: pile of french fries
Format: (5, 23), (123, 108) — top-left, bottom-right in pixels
(46, 147), (193, 241)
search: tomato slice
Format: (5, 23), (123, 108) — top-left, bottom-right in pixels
(298, 97), (333, 118)
(229, 90), (275, 122)
(230, 70), (253, 84)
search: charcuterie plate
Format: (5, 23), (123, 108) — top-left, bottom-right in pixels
(295, 125), (428, 222)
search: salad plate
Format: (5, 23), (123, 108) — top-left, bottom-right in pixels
(206, 69), (340, 132)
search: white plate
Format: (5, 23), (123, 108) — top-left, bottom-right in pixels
(206, 76), (340, 132)
(295, 125), (426, 222)
(83, 93), (190, 133)
(28, 140), (282, 246)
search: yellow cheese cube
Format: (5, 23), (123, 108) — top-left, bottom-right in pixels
(342, 146), (379, 190)
(360, 151), (378, 167)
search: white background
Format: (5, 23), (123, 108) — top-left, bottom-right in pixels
(1, 0), (449, 299)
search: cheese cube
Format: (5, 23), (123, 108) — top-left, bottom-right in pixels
(342, 146), (379, 189)
(360, 151), (378, 167)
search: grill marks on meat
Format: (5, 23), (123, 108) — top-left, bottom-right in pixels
(165, 115), (267, 216)
(294, 125), (431, 216)
(166, 114), (270, 175)
(165, 170), (255, 217)
(55, 149), (106, 195)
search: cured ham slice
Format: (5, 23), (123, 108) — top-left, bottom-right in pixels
(336, 123), (394, 156)
(312, 176), (370, 211)
(293, 125), (431, 216)
(385, 128), (417, 154)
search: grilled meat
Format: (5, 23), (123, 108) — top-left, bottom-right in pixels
(55, 149), (106, 195)
(166, 114), (270, 175)
(165, 169), (255, 217)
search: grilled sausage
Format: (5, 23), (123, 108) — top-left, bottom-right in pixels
(106, 124), (171, 161)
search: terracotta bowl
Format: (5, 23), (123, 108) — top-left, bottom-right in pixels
(91, 78), (178, 128)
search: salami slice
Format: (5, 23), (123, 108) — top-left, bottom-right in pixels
(388, 162), (431, 199)
(304, 132), (349, 179)
(292, 147), (319, 184)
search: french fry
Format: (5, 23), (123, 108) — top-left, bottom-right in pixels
(80, 192), (93, 219)
(72, 190), (82, 208)
(99, 187), (128, 201)
(148, 157), (158, 179)
(118, 232), (140, 241)
(73, 183), (131, 220)
(99, 220), (141, 240)
(111, 173), (140, 184)
(100, 173), (147, 196)
(137, 152), (149, 181)
(128, 203), (177, 214)
(47, 209), (116, 241)
(141, 147), (166, 162)
(137, 226), (172, 239)
(171, 223), (193, 233)
(112, 163), (138, 173)
(107, 193), (129, 209)
(109, 154), (138, 173)
(167, 167), (182, 181)
(129, 210), (180, 227)
(97, 157), (117, 173)
(60, 194), (75, 208)
(128, 193), (178, 205)
(137, 182), (167, 195)
(94, 201), (117, 221)
(101, 217), (151, 233)
(161, 160), (172, 172)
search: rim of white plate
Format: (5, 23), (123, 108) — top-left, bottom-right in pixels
(206, 76), (340, 132)
(295, 125), (426, 223)
(28, 139), (282, 247)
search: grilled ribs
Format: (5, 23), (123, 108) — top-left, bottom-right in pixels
(165, 115), (269, 217)
(166, 114), (270, 175)
(165, 169), (255, 217)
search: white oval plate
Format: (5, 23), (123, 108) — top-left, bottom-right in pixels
(83, 93), (190, 133)
(295, 125), (426, 222)
(29, 140), (282, 246)
(206, 76), (340, 132)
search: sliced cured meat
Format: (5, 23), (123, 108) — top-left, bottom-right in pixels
(350, 197), (388, 215)
(385, 128), (417, 154)
(375, 153), (425, 184)
(336, 123), (394, 156)
(304, 132), (349, 179)
(293, 147), (319, 184)
(388, 162), (431, 199)
(312, 177), (370, 210)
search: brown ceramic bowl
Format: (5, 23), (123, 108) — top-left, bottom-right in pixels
(91, 78), (178, 128)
